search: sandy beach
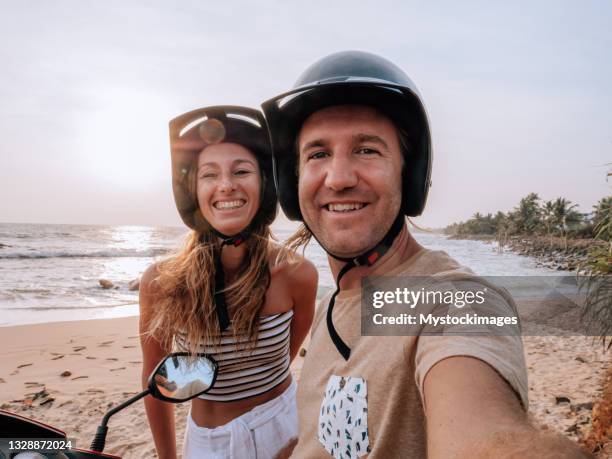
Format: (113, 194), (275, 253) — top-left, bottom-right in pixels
(0, 315), (609, 458)
(0, 316), (310, 458)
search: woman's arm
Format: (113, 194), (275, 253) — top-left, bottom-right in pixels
(139, 263), (178, 459)
(287, 258), (318, 361)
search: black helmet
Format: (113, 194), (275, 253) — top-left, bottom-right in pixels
(169, 105), (277, 236)
(261, 50), (432, 221)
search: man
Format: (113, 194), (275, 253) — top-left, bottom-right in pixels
(262, 51), (591, 458)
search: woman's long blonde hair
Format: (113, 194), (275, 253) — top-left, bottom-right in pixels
(147, 221), (272, 354)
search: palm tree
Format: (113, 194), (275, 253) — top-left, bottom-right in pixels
(542, 200), (556, 246)
(592, 196), (612, 238)
(580, 203), (612, 348)
(580, 173), (611, 347)
(494, 212), (509, 251)
(509, 193), (542, 235)
(552, 197), (581, 249)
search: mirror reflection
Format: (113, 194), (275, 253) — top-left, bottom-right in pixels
(153, 354), (216, 401)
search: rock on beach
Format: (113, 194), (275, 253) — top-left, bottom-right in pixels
(128, 278), (140, 291)
(99, 279), (114, 289)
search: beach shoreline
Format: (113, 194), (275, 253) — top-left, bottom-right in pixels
(1, 315), (608, 457)
(448, 233), (602, 272)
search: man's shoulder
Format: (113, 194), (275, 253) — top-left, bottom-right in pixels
(395, 248), (472, 277)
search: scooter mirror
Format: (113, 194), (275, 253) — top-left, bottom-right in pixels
(148, 352), (218, 403)
(90, 352), (219, 453)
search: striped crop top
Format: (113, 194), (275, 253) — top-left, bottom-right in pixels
(174, 310), (294, 402)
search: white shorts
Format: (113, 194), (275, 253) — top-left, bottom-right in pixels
(182, 380), (297, 459)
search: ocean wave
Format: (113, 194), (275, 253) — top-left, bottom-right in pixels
(7, 288), (53, 295)
(0, 233), (34, 239)
(0, 247), (172, 260)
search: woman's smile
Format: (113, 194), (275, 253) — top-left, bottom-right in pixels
(213, 199), (247, 210)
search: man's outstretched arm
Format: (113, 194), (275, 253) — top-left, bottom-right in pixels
(423, 356), (593, 459)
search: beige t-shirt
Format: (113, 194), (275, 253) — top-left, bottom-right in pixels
(292, 249), (528, 459)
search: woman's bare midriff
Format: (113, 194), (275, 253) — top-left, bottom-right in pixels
(189, 375), (293, 428)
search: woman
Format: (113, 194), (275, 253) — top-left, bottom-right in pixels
(139, 106), (317, 459)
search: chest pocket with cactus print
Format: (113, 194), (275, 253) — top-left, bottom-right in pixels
(318, 375), (370, 458)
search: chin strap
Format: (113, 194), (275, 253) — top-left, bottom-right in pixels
(322, 215), (404, 361)
(212, 229), (249, 332)
(211, 228), (249, 248)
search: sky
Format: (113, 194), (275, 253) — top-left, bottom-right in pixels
(0, 0), (610, 229)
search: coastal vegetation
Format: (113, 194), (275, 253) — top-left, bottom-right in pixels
(580, 192), (612, 455)
(443, 194), (611, 271)
(580, 196), (612, 344)
(443, 193), (608, 242)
